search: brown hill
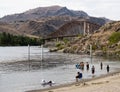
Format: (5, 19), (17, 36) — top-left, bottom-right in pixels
(63, 21), (120, 58)
(16, 16), (73, 37)
(46, 20), (101, 39)
(0, 22), (21, 35)
(0, 16), (73, 37)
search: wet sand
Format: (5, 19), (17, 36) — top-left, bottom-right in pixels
(28, 71), (120, 92)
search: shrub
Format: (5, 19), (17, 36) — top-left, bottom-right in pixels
(102, 46), (107, 52)
(92, 44), (97, 50)
(72, 45), (78, 50)
(109, 32), (120, 44)
(63, 38), (69, 44)
(56, 42), (61, 47)
(58, 45), (64, 50)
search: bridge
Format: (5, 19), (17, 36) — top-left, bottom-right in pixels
(44, 19), (101, 40)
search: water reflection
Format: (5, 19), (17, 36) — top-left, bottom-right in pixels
(0, 46), (120, 92)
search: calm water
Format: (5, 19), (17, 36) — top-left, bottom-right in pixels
(0, 46), (120, 92)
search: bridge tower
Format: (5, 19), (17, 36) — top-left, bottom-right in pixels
(84, 21), (90, 35)
(87, 23), (90, 35)
(83, 21), (86, 35)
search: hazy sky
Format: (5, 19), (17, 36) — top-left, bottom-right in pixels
(0, 0), (120, 20)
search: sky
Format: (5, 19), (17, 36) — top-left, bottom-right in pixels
(0, 0), (120, 20)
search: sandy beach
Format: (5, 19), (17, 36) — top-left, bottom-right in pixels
(28, 72), (120, 92)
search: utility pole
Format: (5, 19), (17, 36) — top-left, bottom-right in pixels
(28, 44), (30, 70)
(41, 45), (43, 61)
(90, 44), (92, 64)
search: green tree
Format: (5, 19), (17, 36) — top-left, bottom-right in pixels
(0, 32), (41, 46)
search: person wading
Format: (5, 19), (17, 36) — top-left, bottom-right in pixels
(91, 65), (95, 75)
(86, 62), (89, 70)
(106, 65), (110, 73)
(100, 62), (103, 70)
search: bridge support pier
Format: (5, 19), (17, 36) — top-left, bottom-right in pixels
(87, 23), (90, 35)
(84, 21), (86, 35)
(84, 21), (90, 35)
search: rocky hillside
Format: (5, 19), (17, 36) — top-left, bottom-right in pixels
(47, 20), (101, 39)
(0, 6), (111, 38)
(0, 22), (21, 35)
(62, 21), (120, 58)
(12, 16), (73, 37)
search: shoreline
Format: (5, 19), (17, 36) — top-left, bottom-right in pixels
(27, 71), (120, 92)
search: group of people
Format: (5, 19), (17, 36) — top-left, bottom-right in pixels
(75, 62), (89, 82)
(100, 62), (110, 73)
(75, 62), (110, 82)
(76, 62), (89, 70)
(76, 62), (84, 70)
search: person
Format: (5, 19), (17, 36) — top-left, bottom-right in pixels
(76, 63), (80, 69)
(48, 80), (52, 86)
(75, 72), (82, 82)
(100, 62), (103, 70)
(91, 65), (95, 75)
(86, 62), (89, 70)
(41, 79), (46, 86)
(42, 80), (46, 83)
(80, 62), (84, 70)
(106, 65), (110, 73)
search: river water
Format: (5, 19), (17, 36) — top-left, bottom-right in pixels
(0, 46), (120, 92)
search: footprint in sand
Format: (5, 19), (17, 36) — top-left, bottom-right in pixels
(91, 81), (109, 85)
(75, 83), (81, 86)
(48, 91), (54, 92)
(75, 82), (89, 87)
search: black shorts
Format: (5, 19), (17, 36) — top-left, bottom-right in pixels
(76, 76), (79, 78)
(92, 70), (95, 74)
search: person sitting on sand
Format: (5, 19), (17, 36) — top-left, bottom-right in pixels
(76, 72), (82, 82)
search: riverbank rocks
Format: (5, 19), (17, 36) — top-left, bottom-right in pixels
(49, 48), (58, 52)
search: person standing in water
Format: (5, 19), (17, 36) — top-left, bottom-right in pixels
(91, 65), (95, 75)
(100, 62), (103, 70)
(106, 65), (110, 73)
(86, 62), (89, 70)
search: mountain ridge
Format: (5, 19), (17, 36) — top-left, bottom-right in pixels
(0, 5), (111, 37)
(0, 5), (89, 23)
